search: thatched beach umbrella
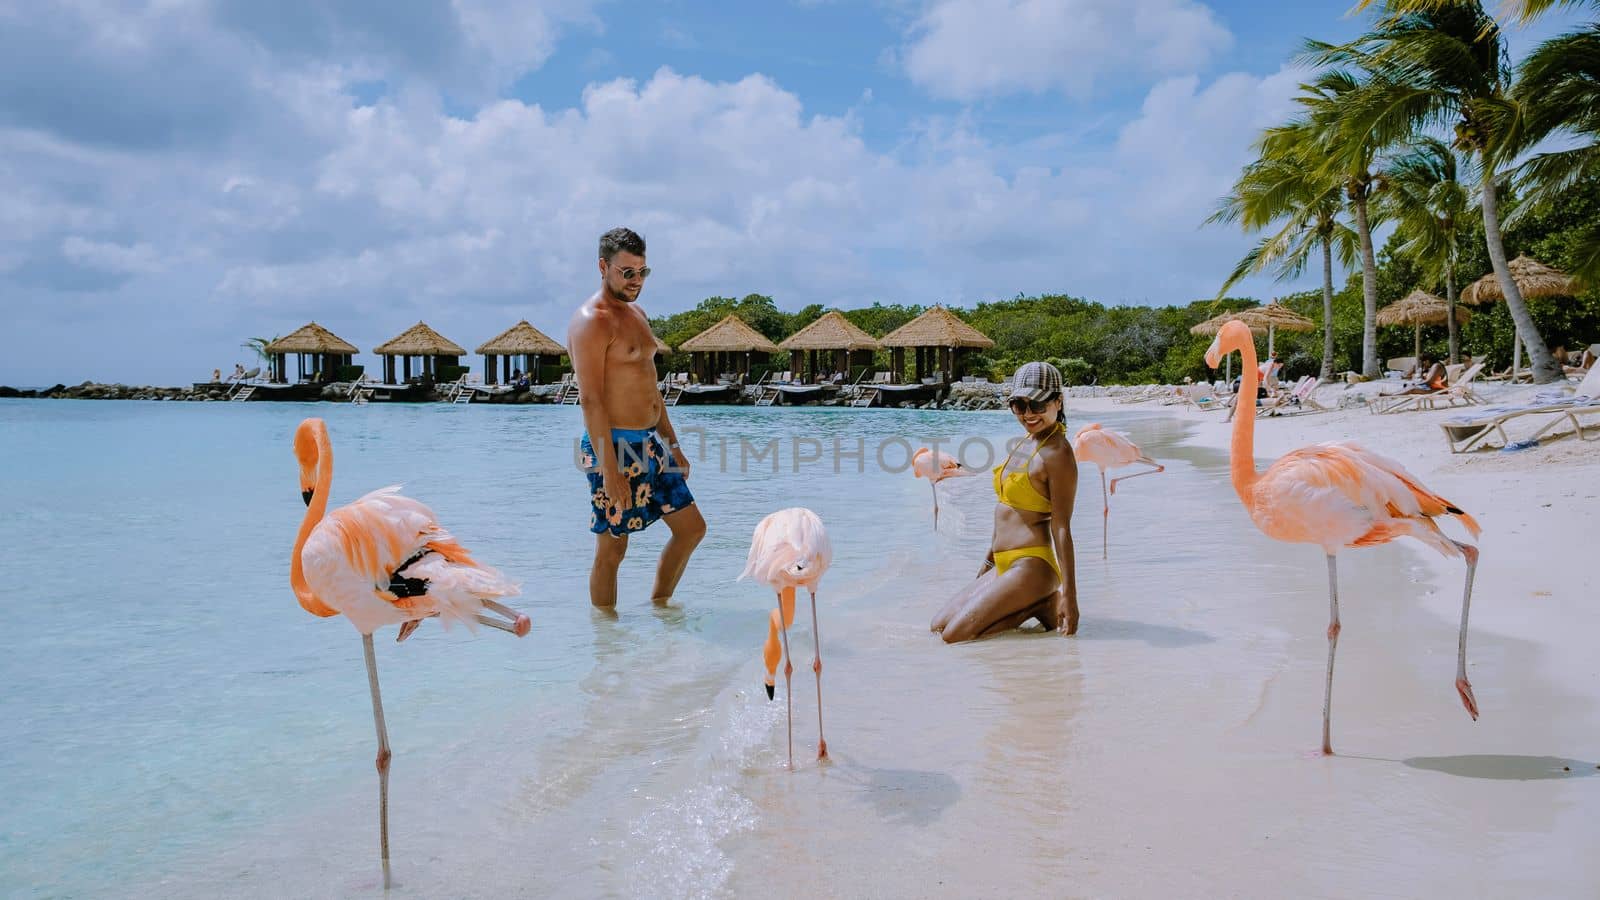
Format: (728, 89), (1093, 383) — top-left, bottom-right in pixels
(653, 333), (672, 356)
(1190, 312), (1265, 382)
(265, 322), (359, 384)
(1377, 290), (1471, 363)
(1461, 255), (1575, 378)
(1233, 303), (1315, 356)
(880, 305), (994, 383)
(778, 311), (881, 382)
(678, 314), (779, 383)
(373, 321), (466, 383)
(475, 320), (566, 385)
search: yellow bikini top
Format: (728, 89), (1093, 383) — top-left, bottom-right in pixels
(993, 423), (1061, 513)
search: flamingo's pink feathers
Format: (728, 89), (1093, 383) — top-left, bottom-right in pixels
(911, 447), (975, 483)
(1072, 423), (1147, 471)
(1247, 439), (1477, 559)
(300, 486), (520, 636)
(739, 507), (832, 591)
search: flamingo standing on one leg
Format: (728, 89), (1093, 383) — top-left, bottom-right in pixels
(912, 447), (978, 530)
(738, 508), (832, 768)
(291, 418), (530, 888)
(1205, 321), (1481, 756)
(1071, 423), (1164, 559)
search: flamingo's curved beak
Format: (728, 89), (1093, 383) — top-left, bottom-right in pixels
(302, 489), (314, 506)
(765, 682), (775, 700)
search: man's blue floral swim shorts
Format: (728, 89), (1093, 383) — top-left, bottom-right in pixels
(580, 427), (696, 537)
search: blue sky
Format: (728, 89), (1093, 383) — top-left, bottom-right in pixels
(0, 0), (1585, 384)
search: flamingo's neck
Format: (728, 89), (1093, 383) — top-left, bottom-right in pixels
(1229, 337), (1261, 507)
(291, 427), (338, 617)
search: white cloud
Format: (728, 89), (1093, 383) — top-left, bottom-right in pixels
(899, 0), (1233, 101)
(2, 0), (1311, 384)
(60, 236), (165, 274)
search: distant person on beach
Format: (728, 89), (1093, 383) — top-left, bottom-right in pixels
(931, 362), (1079, 642)
(211, 368), (221, 383)
(1394, 354), (1447, 395)
(568, 227), (706, 612)
(230, 364), (246, 381)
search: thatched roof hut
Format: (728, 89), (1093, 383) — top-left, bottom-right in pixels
(1461, 256), (1575, 378)
(1233, 302), (1315, 355)
(1189, 311), (1264, 337)
(678, 314), (779, 384)
(374, 321), (467, 383)
(777, 311), (881, 382)
(475, 320), (567, 385)
(878, 305), (994, 383)
(264, 322), (359, 383)
(1378, 290), (1472, 361)
(1461, 255), (1575, 305)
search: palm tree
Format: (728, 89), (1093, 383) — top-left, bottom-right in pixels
(1514, 22), (1600, 284)
(1352, 1), (1596, 22)
(1316, 3), (1565, 382)
(242, 335), (278, 380)
(1209, 138), (1360, 380)
(1383, 138), (1476, 361)
(1265, 70), (1392, 378)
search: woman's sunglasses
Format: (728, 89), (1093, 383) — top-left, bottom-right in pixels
(1008, 395), (1057, 414)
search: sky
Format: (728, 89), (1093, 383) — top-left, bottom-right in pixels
(0, 0), (1586, 385)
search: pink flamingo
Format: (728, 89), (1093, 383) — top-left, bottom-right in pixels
(1071, 423), (1164, 559)
(291, 417), (529, 887)
(739, 507), (832, 768)
(1205, 321), (1481, 755)
(911, 446), (978, 530)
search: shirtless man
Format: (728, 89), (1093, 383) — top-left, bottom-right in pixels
(568, 228), (706, 610)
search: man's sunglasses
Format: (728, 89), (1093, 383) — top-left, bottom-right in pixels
(1008, 395), (1058, 414)
(611, 264), (651, 281)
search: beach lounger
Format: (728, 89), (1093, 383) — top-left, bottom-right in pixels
(1261, 376), (1329, 417)
(1370, 362), (1485, 414)
(1440, 368), (1600, 452)
(1439, 398), (1600, 452)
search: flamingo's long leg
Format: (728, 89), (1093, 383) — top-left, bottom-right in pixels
(1108, 459), (1165, 494)
(1452, 541), (1480, 720)
(762, 588), (796, 700)
(777, 589), (795, 770)
(480, 598), (532, 636)
(1099, 470), (1109, 560)
(362, 634), (393, 889)
(1323, 554), (1341, 756)
(930, 481), (940, 531)
(809, 589), (827, 760)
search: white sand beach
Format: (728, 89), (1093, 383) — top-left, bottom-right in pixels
(1025, 383), (1600, 898)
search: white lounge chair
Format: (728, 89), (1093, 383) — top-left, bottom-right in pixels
(1371, 362), (1485, 414)
(1439, 367), (1600, 452)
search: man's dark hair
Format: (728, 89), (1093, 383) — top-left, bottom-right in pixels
(599, 227), (646, 262)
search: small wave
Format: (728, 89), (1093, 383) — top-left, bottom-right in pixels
(621, 686), (781, 899)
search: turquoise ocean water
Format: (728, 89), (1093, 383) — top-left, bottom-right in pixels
(3, 399), (1594, 898)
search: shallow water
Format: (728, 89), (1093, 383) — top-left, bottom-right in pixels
(1, 399), (1595, 898)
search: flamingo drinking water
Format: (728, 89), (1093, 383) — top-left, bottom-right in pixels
(739, 507), (832, 768)
(291, 417), (529, 887)
(1205, 321), (1481, 755)
(1071, 423), (1164, 559)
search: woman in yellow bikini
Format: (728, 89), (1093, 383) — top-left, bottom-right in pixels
(932, 362), (1080, 642)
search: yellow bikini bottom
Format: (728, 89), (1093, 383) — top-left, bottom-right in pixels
(992, 545), (1060, 578)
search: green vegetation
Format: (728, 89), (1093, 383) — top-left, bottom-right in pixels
(650, 1), (1599, 387)
(651, 167), (1597, 386)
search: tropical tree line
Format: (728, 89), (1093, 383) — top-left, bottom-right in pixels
(651, 166), (1598, 386)
(1212, 0), (1600, 384)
